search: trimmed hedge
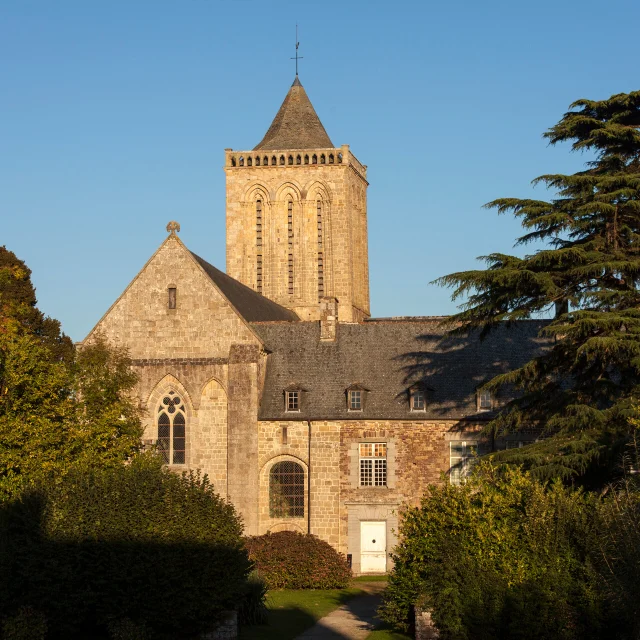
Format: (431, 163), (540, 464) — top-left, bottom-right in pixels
(245, 531), (351, 589)
(0, 456), (251, 639)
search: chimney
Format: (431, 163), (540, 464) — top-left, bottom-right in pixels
(320, 297), (339, 342)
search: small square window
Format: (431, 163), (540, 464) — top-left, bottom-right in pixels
(411, 388), (425, 411)
(477, 389), (492, 412)
(349, 390), (362, 411)
(286, 391), (299, 412)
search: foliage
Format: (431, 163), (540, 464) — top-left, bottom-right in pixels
(238, 570), (269, 626)
(1, 606), (48, 640)
(0, 333), (142, 500)
(0, 246), (73, 363)
(245, 531), (351, 589)
(590, 430), (640, 636)
(0, 457), (251, 639)
(435, 90), (640, 484)
(380, 465), (611, 640)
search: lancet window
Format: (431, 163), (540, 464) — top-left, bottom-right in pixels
(317, 200), (324, 299)
(288, 200), (294, 295)
(256, 199), (263, 293)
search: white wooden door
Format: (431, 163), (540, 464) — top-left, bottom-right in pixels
(360, 521), (386, 573)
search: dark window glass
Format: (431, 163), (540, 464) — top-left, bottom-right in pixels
(168, 287), (176, 309)
(158, 413), (170, 464)
(269, 461), (304, 517)
(286, 391), (299, 412)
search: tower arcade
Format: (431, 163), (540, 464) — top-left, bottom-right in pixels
(224, 77), (370, 322)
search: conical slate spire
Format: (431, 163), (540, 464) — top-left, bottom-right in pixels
(254, 77), (333, 151)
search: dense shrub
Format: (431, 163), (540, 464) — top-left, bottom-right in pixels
(245, 531), (351, 589)
(380, 465), (614, 640)
(0, 456), (251, 639)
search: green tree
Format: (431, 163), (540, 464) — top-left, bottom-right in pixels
(0, 246), (73, 363)
(380, 466), (608, 640)
(0, 333), (143, 500)
(436, 90), (640, 483)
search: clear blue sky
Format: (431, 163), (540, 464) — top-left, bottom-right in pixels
(2, 0), (638, 341)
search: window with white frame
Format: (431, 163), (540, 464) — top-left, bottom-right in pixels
(359, 443), (387, 487)
(477, 389), (492, 412)
(411, 388), (425, 411)
(449, 441), (486, 485)
(349, 389), (362, 411)
(285, 390), (300, 412)
(157, 391), (186, 465)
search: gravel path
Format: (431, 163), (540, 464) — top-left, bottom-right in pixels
(294, 582), (386, 640)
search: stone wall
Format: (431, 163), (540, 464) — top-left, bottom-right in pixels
(225, 145), (370, 322)
(85, 236), (260, 359)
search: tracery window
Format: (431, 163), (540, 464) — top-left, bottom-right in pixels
(157, 391), (186, 464)
(269, 461), (304, 517)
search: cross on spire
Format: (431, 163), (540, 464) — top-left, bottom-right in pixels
(290, 24), (303, 76)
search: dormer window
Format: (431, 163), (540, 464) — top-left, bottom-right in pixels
(285, 390), (300, 412)
(411, 388), (425, 412)
(346, 384), (368, 412)
(477, 389), (492, 412)
(349, 390), (362, 411)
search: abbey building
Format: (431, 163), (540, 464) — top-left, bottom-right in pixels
(82, 76), (543, 574)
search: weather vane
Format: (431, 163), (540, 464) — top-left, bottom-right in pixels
(290, 24), (303, 76)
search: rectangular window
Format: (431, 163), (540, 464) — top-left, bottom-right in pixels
(411, 388), (425, 411)
(285, 391), (299, 412)
(168, 287), (177, 309)
(359, 443), (387, 487)
(477, 389), (492, 411)
(450, 441), (485, 485)
(281, 426), (288, 445)
(349, 390), (362, 411)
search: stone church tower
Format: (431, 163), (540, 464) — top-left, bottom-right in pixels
(225, 76), (370, 322)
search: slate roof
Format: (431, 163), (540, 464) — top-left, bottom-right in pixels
(191, 252), (299, 323)
(254, 77), (334, 151)
(251, 318), (549, 421)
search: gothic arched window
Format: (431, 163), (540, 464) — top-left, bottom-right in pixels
(157, 391), (186, 465)
(269, 461), (304, 518)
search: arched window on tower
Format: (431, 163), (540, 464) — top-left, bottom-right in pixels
(157, 391), (186, 465)
(247, 157), (252, 167)
(269, 461), (305, 518)
(255, 156), (260, 166)
(256, 199), (263, 293)
(288, 199), (294, 295)
(317, 200), (324, 299)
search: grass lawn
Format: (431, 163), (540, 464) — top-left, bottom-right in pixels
(239, 586), (365, 640)
(366, 625), (412, 640)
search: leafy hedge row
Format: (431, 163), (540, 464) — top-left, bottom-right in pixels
(245, 531), (351, 589)
(0, 456), (251, 639)
(380, 464), (640, 640)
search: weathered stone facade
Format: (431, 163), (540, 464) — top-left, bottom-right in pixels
(82, 76), (543, 573)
